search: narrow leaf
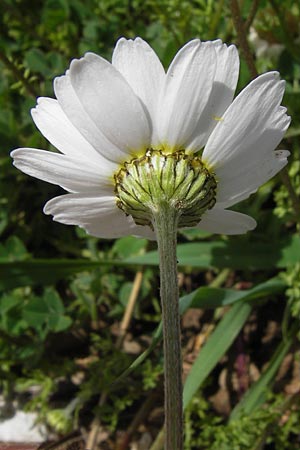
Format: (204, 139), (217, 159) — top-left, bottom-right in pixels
(230, 324), (297, 421)
(0, 259), (121, 290)
(180, 278), (285, 311)
(183, 301), (252, 409)
(115, 279), (286, 383)
(125, 236), (300, 270)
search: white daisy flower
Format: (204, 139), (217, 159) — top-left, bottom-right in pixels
(11, 37), (290, 239)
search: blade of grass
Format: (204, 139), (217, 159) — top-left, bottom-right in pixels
(115, 279), (285, 383)
(0, 259), (124, 290)
(180, 277), (285, 310)
(125, 236), (300, 270)
(1, 236), (299, 290)
(230, 322), (298, 421)
(183, 300), (252, 409)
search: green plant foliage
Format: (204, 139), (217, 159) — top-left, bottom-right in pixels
(1, 0), (300, 446)
(274, 158), (300, 223)
(185, 393), (300, 450)
(285, 264), (300, 319)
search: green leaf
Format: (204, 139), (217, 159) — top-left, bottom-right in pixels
(44, 288), (65, 315)
(230, 323), (297, 421)
(0, 259), (111, 290)
(23, 297), (49, 328)
(24, 49), (50, 76)
(0, 236), (29, 262)
(44, 288), (72, 332)
(125, 236), (300, 270)
(114, 322), (163, 384)
(112, 236), (148, 258)
(178, 228), (212, 240)
(179, 278), (286, 311)
(1, 237), (298, 290)
(0, 293), (22, 314)
(49, 314), (72, 333)
(22, 289), (72, 334)
(115, 279), (284, 385)
(182, 301), (252, 409)
(0, 292), (26, 335)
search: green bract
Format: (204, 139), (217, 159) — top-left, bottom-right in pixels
(115, 149), (217, 228)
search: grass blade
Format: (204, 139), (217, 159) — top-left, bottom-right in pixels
(183, 301), (252, 409)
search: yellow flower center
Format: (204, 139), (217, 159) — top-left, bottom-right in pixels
(114, 149), (217, 229)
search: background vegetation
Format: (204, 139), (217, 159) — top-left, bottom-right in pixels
(0, 0), (300, 448)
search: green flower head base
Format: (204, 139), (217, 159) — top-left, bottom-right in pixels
(115, 149), (217, 229)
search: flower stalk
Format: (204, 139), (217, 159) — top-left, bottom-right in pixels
(152, 205), (183, 450)
(115, 149), (217, 449)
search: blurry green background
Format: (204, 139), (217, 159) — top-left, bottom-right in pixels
(0, 0), (300, 448)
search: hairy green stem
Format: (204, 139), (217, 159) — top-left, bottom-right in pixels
(149, 267), (231, 450)
(152, 205), (183, 450)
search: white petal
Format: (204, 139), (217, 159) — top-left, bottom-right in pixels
(112, 37), (165, 146)
(202, 72), (290, 204)
(85, 215), (156, 240)
(157, 39), (217, 150)
(54, 73), (130, 163)
(203, 72), (289, 167)
(44, 194), (155, 239)
(68, 52), (151, 154)
(198, 207), (257, 235)
(216, 149), (290, 208)
(31, 98), (117, 176)
(11, 148), (115, 194)
(186, 40), (240, 151)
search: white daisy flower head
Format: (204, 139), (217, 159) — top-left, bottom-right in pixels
(11, 37), (291, 240)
